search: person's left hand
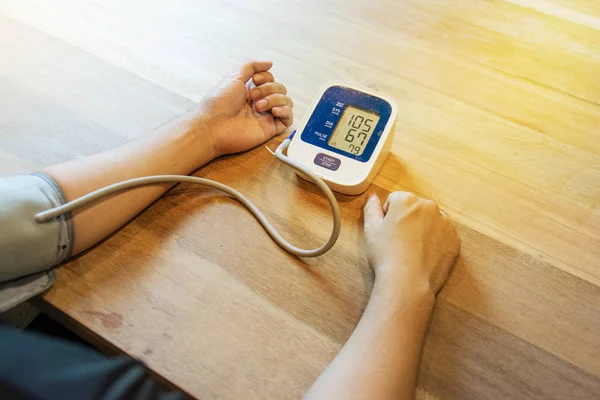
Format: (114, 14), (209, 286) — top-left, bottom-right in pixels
(196, 61), (294, 158)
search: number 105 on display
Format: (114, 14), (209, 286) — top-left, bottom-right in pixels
(328, 106), (381, 156)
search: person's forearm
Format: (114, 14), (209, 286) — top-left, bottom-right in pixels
(305, 276), (435, 400)
(43, 111), (214, 255)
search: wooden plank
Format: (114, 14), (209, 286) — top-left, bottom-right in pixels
(0, 12), (194, 145)
(0, 1), (599, 399)
(420, 301), (600, 400)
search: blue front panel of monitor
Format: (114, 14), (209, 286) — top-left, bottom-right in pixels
(300, 85), (392, 163)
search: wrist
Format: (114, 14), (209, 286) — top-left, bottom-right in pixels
(176, 107), (220, 162)
(145, 108), (219, 175)
(369, 277), (436, 334)
(191, 115), (219, 161)
(373, 270), (437, 309)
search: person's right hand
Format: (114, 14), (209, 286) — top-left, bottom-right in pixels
(363, 192), (461, 296)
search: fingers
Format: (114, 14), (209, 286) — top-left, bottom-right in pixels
(255, 93), (294, 112)
(237, 61), (273, 83)
(384, 191), (451, 229)
(272, 106), (293, 127)
(364, 194), (384, 236)
(238, 60), (294, 128)
(252, 71), (275, 86)
(251, 82), (293, 123)
(250, 82), (287, 100)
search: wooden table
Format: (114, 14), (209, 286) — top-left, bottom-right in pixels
(1, 1), (600, 398)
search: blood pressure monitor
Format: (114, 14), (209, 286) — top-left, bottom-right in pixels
(287, 81), (397, 195)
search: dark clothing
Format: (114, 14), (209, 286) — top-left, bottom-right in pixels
(0, 324), (184, 400)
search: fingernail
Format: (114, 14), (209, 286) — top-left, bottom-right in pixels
(256, 99), (268, 110)
(250, 88), (261, 100)
(254, 74), (263, 84)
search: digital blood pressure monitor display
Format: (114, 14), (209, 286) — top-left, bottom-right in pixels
(287, 81), (397, 195)
(328, 106), (381, 156)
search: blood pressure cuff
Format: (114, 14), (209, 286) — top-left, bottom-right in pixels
(0, 173), (73, 312)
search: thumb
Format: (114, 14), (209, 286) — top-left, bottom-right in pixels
(237, 60), (273, 83)
(363, 194), (384, 237)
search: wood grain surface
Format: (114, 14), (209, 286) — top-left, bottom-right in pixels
(1, 1), (599, 399)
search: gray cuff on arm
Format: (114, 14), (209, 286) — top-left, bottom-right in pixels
(0, 173), (73, 311)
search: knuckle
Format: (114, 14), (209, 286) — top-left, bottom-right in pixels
(387, 192), (401, 204)
(424, 199), (439, 211)
(388, 191), (416, 205)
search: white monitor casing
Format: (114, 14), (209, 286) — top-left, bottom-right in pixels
(287, 81), (397, 195)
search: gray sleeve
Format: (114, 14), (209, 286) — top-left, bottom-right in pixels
(0, 173), (73, 283)
(0, 271), (56, 312)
